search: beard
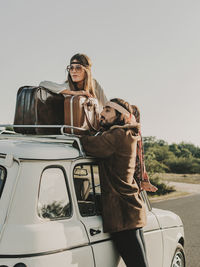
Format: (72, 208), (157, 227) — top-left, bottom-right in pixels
(99, 115), (124, 131)
(99, 120), (116, 130)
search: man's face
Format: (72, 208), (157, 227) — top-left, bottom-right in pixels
(100, 106), (117, 128)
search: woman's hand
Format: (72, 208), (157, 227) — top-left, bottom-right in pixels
(78, 91), (93, 97)
(140, 180), (158, 192)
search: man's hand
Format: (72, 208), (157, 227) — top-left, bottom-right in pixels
(141, 181), (158, 192)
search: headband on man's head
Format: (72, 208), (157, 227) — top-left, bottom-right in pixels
(105, 101), (136, 123)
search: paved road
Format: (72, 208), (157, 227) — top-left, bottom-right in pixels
(152, 193), (200, 267)
(167, 181), (200, 194)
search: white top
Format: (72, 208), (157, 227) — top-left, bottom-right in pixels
(0, 139), (80, 160)
(39, 79), (107, 111)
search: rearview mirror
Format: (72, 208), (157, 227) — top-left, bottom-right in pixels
(74, 168), (88, 177)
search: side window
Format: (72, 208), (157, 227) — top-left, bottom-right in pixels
(0, 166), (6, 198)
(73, 164), (101, 217)
(38, 167), (71, 220)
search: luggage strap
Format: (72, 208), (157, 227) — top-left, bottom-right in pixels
(83, 100), (99, 132)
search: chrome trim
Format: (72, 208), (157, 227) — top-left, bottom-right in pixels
(0, 238), (111, 258)
(70, 96), (75, 134)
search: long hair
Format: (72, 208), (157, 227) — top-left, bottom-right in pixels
(131, 105), (140, 123)
(67, 53), (96, 97)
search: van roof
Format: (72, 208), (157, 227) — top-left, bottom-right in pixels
(0, 135), (81, 160)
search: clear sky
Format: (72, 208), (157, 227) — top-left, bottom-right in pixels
(0, 0), (199, 146)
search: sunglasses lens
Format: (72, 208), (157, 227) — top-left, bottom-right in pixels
(67, 64), (83, 72)
(76, 66), (82, 71)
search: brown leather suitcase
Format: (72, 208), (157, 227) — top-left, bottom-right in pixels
(14, 86), (64, 134)
(64, 95), (100, 135)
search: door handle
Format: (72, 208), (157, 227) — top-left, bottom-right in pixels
(90, 228), (101, 236)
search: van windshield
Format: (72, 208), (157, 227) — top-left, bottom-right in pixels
(0, 166), (6, 198)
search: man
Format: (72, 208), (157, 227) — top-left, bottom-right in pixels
(80, 98), (157, 267)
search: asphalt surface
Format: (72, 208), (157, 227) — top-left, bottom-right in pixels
(152, 193), (200, 267)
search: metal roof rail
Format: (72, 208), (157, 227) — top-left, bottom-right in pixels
(0, 124), (86, 157)
(0, 124), (88, 131)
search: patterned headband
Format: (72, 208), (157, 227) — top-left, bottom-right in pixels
(70, 61), (89, 67)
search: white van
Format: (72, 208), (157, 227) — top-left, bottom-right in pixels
(0, 130), (185, 267)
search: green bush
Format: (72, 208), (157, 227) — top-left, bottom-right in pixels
(143, 136), (200, 174)
(143, 137), (200, 196)
(145, 158), (169, 175)
(166, 157), (200, 174)
(144, 150), (169, 175)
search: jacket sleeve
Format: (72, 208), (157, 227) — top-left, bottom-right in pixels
(39, 81), (68, 94)
(80, 131), (116, 158)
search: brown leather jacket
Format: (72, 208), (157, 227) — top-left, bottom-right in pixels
(80, 124), (147, 233)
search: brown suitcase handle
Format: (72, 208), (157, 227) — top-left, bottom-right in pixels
(83, 99), (99, 132)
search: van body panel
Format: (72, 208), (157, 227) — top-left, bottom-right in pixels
(0, 136), (185, 267)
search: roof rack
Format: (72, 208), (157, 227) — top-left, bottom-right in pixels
(0, 124), (86, 157)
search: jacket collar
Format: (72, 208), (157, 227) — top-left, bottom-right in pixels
(99, 123), (141, 140)
(110, 123), (140, 131)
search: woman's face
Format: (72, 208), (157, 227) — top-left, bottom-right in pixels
(69, 60), (86, 83)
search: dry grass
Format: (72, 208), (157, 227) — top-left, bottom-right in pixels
(149, 191), (191, 203)
(154, 173), (200, 184)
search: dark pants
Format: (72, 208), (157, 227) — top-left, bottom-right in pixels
(111, 228), (149, 267)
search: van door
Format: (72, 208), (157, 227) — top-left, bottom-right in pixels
(36, 165), (95, 267)
(72, 161), (121, 267)
(142, 193), (163, 267)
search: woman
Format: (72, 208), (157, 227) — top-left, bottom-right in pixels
(40, 53), (107, 110)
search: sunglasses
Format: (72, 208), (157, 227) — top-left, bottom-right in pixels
(66, 64), (84, 73)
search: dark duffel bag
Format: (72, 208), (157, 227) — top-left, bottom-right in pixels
(14, 86), (64, 134)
